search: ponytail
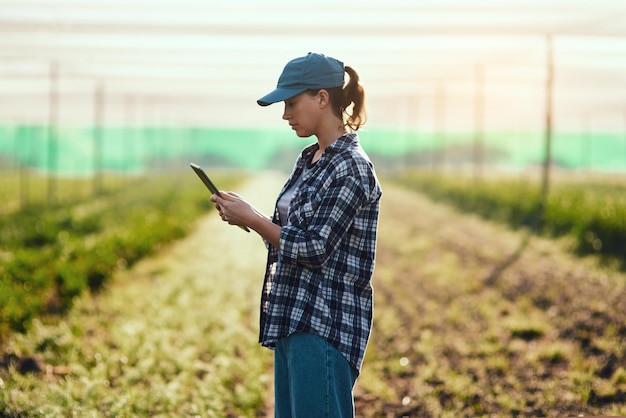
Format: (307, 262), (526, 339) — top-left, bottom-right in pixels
(341, 66), (366, 131)
(309, 65), (367, 131)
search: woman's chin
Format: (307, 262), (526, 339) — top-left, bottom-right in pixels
(294, 129), (313, 138)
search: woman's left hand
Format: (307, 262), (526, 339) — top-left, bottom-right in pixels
(210, 192), (253, 227)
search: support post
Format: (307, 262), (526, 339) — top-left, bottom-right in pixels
(539, 35), (554, 228)
(93, 80), (105, 195)
(474, 64), (484, 180)
(47, 61), (59, 204)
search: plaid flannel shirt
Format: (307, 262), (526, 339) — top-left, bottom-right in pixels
(259, 133), (382, 372)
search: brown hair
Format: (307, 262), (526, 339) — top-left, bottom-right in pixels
(308, 65), (367, 131)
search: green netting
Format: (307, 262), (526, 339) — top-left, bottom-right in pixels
(1, 125), (625, 174)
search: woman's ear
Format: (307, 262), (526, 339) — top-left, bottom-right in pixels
(317, 89), (330, 108)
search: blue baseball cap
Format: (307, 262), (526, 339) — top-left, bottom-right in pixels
(257, 52), (345, 106)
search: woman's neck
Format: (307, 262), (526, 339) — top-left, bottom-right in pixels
(311, 124), (346, 164)
(316, 119), (347, 152)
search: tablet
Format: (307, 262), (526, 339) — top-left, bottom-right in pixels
(190, 163), (250, 232)
(190, 163), (221, 196)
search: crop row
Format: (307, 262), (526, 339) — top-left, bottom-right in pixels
(391, 171), (626, 267)
(0, 172), (242, 340)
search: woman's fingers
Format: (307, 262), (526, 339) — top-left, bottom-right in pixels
(210, 191), (250, 227)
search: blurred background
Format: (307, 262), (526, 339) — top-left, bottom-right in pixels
(3, 3), (626, 414)
(1, 0), (626, 185)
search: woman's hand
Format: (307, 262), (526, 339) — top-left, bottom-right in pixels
(210, 192), (253, 227)
(210, 191), (282, 248)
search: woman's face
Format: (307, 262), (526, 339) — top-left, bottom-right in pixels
(282, 91), (322, 138)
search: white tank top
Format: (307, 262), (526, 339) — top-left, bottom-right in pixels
(277, 164), (314, 226)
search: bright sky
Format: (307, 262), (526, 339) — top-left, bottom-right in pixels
(1, 0), (626, 131)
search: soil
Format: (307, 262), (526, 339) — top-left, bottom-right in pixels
(354, 181), (626, 417)
(2, 173), (625, 417)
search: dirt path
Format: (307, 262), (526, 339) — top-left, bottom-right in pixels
(356, 181), (626, 417)
(2, 173), (625, 417)
(95, 170), (285, 416)
(1, 171), (285, 417)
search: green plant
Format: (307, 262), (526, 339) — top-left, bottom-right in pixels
(0, 172), (245, 340)
(392, 171), (626, 265)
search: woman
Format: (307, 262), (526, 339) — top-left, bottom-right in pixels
(210, 52), (382, 417)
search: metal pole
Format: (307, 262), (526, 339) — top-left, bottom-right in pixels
(540, 35), (554, 227)
(583, 115), (592, 171)
(435, 82), (446, 171)
(411, 95), (419, 168)
(124, 95), (135, 177)
(395, 100), (404, 170)
(474, 64), (484, 180)
(19, 124), (30, 209)
(47, 61), (59, 205)
(93, 80), (104, 195)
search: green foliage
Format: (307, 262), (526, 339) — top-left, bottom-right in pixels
(392, 171), (626, 266)
(1, 175), (626, 416)
(0, 172), (244, 340)
(356, 181), (626, 416)
(0, 173), (272, 417)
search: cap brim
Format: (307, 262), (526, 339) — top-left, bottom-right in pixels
(257, 87), (307, 107)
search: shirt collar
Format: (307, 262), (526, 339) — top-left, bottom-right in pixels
(300, 133), (357, 161)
